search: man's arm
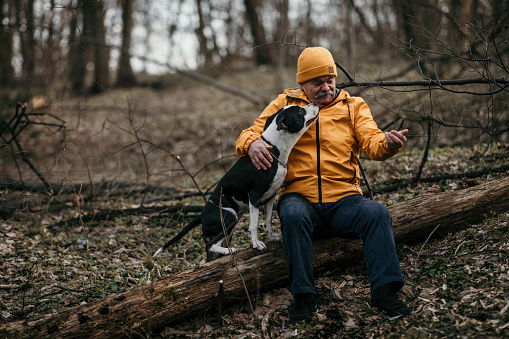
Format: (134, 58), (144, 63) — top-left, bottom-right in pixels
(351, 97), (408, 160)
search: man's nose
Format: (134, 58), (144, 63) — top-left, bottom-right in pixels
(319, 83), (329, 91)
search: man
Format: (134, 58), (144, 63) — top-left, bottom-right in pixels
(235, 47), (411, 324)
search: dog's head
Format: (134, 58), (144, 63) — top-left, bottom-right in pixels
(264, 103), (319, 134)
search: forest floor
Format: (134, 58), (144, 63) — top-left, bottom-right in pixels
(1, 145), (508, 338)
(1, 71), (509, 337)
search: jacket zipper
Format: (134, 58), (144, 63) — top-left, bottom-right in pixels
(315, 118), (322, 203)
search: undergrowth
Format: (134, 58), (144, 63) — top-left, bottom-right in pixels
(0, 145), (508, 338)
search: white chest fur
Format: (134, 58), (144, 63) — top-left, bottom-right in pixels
(260, 165), (287, 204)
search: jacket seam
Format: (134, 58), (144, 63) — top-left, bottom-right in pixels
(316, 118), (322, 204)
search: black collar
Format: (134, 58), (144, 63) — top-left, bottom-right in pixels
(261, 136), (287, 168)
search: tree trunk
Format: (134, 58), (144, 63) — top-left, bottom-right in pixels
(69, 5), (87, 93)
(90, 0), (109, 93)
(1, 176), (508, 338)
(0, 0), (14, 87)
(276, 0), (289, 91)
(243, 0), (273, 65)
(116, 0), (136, 87)
(194, 0), (208, 68)
(16, 0), (35, 82)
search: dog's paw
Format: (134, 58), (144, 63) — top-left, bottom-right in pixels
(252, 240), (267, 250)
(268, 232), (281, 242)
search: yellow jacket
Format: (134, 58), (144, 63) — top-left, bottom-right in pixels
(236, 88), (401, 203)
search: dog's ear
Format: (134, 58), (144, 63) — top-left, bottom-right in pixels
(264, 107), (285, 131)
(277, 117), (289, 131)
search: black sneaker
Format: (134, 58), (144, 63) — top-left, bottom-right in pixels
(371, 283), (411, 320)
(289, 293), (317, 325)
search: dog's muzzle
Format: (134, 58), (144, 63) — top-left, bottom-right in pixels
(306, 115), (319, 126)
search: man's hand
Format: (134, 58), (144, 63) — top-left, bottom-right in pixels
(248, 139), (273, 170)
(385, 129), (409, 150)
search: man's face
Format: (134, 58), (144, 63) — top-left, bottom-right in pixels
(299, 76), (336, 108)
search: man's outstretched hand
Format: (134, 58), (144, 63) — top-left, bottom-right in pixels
(385, 129), (409, 150)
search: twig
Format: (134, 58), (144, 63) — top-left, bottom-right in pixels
(106, 118), (207, 202)
(1, 103), (66, 192)
(261, 307), (276, 339)
(415, 88), (435, 182)
(219, 188), (258, 326)
(124, 97), (151, 207)
(414, 224), (441, 268)
(358, 161), (373, 200)
(218, 280), (224, 327)
(21, 259), (39, 316)
(335, 62), (354, 82)
(336, 77), (509, 94)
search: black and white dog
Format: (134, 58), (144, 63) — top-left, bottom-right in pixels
(153, 103), (319, 261)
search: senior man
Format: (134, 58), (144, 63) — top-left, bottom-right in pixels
(236, 47), (411, 324)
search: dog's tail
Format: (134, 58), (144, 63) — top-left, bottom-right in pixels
(153, 216), (202, 258)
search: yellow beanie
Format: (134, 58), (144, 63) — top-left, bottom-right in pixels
(296, 47), (337, 84)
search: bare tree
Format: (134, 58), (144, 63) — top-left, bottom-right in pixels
(195, 0), (215, 68)
(15, 0), (36, 84)
(88, 0), (109, 93)
(0, 0), (14, 87)
(68, 0), (110, 93)
(391, 0), (419, 43)
(275, 0), (289, 90)
(116, 0), (136, 87)
(244, 0), (273, 65)
(68, 6), (86, 93)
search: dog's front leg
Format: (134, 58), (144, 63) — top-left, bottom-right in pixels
(249, 202), (266, 250)
(264, 196), (281, 242)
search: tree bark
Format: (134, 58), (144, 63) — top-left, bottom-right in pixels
(89, 0), (109, 93)
(0, 0), (14, 87)
(195, 0), (214, 69)
(243, 0), (273, 65)
(116, 0), (136, 87)
(1, 176), (509, 338)
(16, 0), (35, 82)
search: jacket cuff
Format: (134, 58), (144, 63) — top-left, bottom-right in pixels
(384, 143), (403, 154)
(237, 134), (261, 157)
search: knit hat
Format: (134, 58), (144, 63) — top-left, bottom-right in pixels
(296, 47), (337, 84)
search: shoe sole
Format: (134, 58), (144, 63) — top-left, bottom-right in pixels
(371, 306), (404, 321)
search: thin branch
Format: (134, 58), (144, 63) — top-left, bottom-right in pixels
(219, 188), (258, 326)
(336, 77), (509, 92)
(413, 224), (441, 269)
(371, 164), (509, 195)
(335, 62), (354, 82)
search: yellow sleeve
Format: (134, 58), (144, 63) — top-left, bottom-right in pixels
(353, 97), (401, 160)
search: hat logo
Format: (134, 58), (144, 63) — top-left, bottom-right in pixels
(328, 66), (334, 73)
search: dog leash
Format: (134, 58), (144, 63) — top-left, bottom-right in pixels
(261, 136), (287, 168)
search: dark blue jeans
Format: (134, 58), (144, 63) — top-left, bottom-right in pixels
(278, 193), (404, 295)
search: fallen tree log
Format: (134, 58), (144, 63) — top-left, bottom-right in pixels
(1, 176), (508, 338)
